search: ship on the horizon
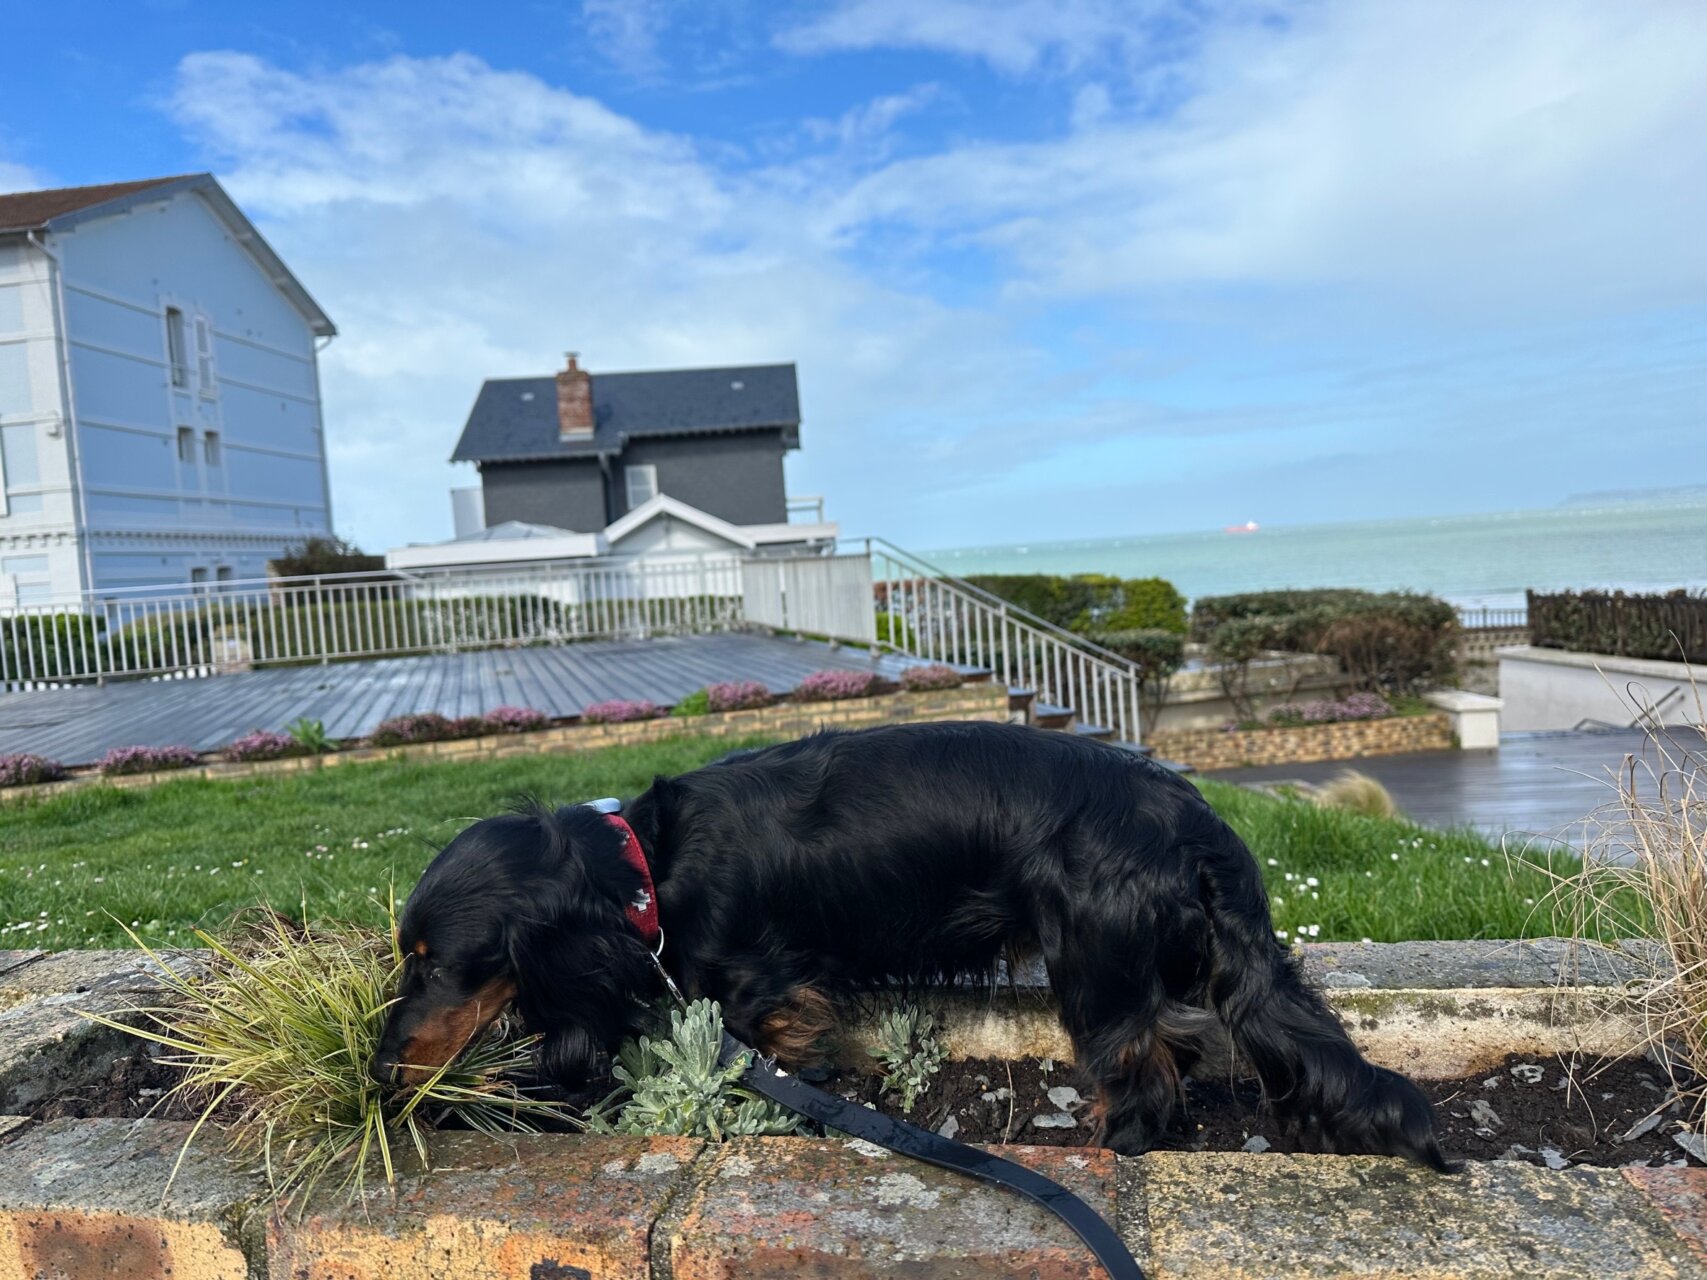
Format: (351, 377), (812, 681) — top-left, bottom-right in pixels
(1223, 520), (1260, 534)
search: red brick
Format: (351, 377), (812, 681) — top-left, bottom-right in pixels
(662, 1138), (1117, 1279)
(1625, 1166), (1707, 1266)
(267, 1132), (701, 1280)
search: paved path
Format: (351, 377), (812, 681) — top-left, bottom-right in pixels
(1206, 728), (1703, 847)
(0, 633), (916, 765)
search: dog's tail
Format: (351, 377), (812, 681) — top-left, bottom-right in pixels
(1196, 833), (1455, 1171)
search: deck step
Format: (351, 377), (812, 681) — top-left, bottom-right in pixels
(1031, 702), (1075, 730)
(1072, 721), (1117, 742)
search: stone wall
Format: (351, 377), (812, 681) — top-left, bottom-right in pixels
(1148, 712), (1454, 772)
(1, 683), (1009, 802)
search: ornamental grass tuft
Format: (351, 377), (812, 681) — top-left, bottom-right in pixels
(83, 910), (569, 1202)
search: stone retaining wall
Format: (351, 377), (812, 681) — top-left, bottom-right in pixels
(0, 683), (1009, 803)
(1148, 711), (1455, 772)
(2, 940), (1703, 1277)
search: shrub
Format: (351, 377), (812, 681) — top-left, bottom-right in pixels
(1081, 628), (1186, 678)
(367, 713), (457, 747)
(224, 730), (309, 763)
(84, 913), (565, 1200)
(99, 744), (200, 776)
(1266, 692), (1393, 727)
(1527, 589), (1707, 663)
(286, 717), (336, 754)
(448, 716), (491, 739)
(582, 698), (662, 724)
(587, 999), (804, 1138)
(874, 610), (918, 650)
(868, 1004), (947, 1114)
(267, 535), (386, 580)
(672, 688), (712, 718)
(966, 574), (1188, 635)
(0, 754), (68, 787)
(482, 705), (549, 734)
(794, 669), (879, 702)
(706, 680), (772, 712)
(899, 663), (962, 692)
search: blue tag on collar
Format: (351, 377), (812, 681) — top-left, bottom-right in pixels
(584, 796), (623, 814)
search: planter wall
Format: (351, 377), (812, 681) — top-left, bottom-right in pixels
(0, 683), (1009, 803)
(1148, 711), (1454, 772)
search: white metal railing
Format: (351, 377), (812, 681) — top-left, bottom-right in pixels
(1, 555), (747, 687)
(1458, 606), (1528, 630)
(857, 537), (1143, 742)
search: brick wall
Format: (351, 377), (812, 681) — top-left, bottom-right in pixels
(1148, 712), (1454, 772)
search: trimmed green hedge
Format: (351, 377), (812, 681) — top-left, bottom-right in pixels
(1528, 589), (1707, 663)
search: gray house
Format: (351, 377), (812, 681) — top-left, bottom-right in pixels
(452, 356), (802, 531)
(390, 355), (833, 571)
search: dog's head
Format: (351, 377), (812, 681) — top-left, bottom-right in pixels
(370, 802), (659, 1090)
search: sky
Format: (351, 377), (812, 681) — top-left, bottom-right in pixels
(2, 0), (1704, 553)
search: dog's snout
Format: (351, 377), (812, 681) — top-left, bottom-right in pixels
(368, 1053), (400, 1088)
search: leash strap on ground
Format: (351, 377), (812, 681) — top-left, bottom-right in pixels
(719, 1032), (1146, 1280)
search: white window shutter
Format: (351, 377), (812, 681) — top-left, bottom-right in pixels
(194, 315), (217, 395)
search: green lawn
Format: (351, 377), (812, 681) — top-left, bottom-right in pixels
(1, 738), (1579, 949)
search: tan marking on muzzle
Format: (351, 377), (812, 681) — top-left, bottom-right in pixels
(395, 975), (517, 1084)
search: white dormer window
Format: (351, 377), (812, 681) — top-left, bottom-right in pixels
(625, 464), (658, 509)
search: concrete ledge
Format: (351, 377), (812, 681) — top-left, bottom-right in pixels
(1424, 688), (1503, 749)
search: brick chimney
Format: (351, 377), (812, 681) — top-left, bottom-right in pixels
(556, 352), (593, 441)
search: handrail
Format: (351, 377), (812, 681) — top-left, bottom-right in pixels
(850, 536), (1143, 676)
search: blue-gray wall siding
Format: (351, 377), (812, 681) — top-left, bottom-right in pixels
(480, 459), (608, 531)
(479, 429), (790, 531)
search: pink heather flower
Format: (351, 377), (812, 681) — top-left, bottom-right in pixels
(0, 753), (69, 787)
(223, 730), (307, 763)
(899, 663), (962, 692)
(483, 705), (550, 733)
(367, 713), (457, 747)
(99, 745), (199, 777)
(706, 680), (771, 712)
(794, 669), (879, 702)
(582, 698), (662, 724)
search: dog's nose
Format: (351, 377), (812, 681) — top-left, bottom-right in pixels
(368, 1055), (400, 1089)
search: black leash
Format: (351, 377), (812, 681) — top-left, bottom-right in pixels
(718, 1031), (1147, 1280)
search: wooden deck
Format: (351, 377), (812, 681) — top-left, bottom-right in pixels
(1205, 728), (1703, 846)
(0, 634), (920, 766)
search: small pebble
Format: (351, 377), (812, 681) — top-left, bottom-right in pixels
(1047, 1086), (1084, 1111)
(1674, 1132), (1706, 1165)
(1241, 1135), (1271, 1154)
(1540, 1147), (1570, 1170)
(1468, 1099), (1504, 1131)
(1031, 1112), (1076, 1130)
(1509, 1064), (1544, 1085)
(938, 1115), (960, 1140)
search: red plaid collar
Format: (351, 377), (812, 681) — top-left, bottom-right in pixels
(588, 800), (658, 948)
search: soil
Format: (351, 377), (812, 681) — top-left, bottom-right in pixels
(819, 1053), (1703, 1170)
(33, 1048), (1699, 1170)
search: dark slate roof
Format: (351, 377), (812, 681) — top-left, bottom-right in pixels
(0, 173), (335, 337)
(451, 363), (800, 463)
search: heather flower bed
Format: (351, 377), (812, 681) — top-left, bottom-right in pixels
(0, 753), (68, 787)
(899, 663), (964, 692)
(225, 730), (311, 763)
(1261, 691), (1393, 728)
(707, 679), (773, 712)
(99, 744), (200, 777)
(582, 698), (664, 724)
(795, 668), (880, 702)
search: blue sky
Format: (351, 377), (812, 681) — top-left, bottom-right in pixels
(3, 0), (1704, 552)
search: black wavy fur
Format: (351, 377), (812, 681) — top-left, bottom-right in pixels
(375, 720), (1453, 1169)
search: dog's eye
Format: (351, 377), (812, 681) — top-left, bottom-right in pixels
(426, 967), (446, 984)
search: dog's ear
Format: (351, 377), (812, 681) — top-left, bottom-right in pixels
(502, 807), (657, 1089)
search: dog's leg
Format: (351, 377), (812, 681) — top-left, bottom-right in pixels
(714, 961), (840, 1065)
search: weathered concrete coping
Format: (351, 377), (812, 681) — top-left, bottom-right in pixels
(1, 1118), (1702, 1279)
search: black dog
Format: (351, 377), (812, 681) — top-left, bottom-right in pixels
(373, 720), (1450, 1168)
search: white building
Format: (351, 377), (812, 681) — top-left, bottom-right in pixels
(0, 174), (336, 607)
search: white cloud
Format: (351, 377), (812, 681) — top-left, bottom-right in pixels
(816, 0), (1707, 315)
(580, 0), (671, 77)
(0, 159), (46, 193)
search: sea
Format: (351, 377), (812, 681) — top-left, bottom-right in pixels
(925, 498), (1707, 611)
